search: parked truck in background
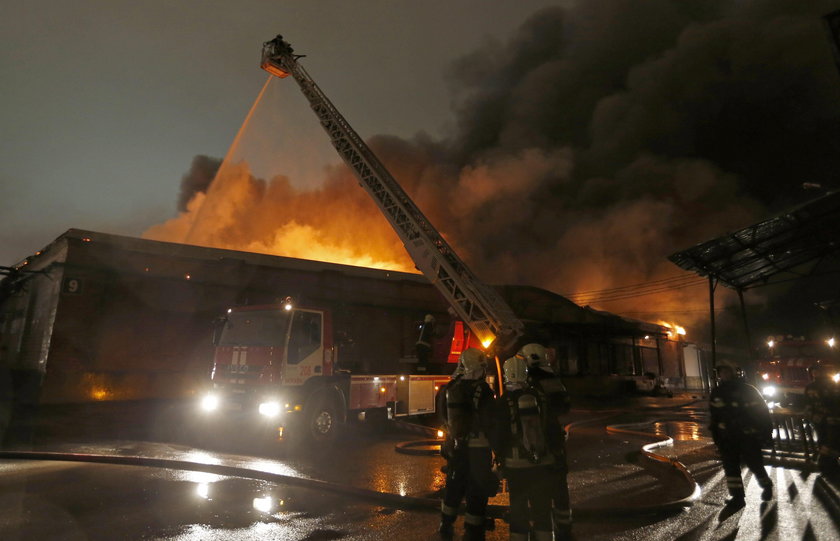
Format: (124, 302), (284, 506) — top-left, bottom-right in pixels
(756, 336), (840, 408)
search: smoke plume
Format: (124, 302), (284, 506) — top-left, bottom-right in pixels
(145, 0), (840, 336)
(176, 155), (222, 212)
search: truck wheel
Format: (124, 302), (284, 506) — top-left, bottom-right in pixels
(305, 395), (340, 444)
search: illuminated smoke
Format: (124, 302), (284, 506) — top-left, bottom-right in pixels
(145, 0), (840, 332)
(145, 157), (415, 272)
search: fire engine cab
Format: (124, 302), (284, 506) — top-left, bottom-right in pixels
(757, 336), (840, 408)
(198, 299), (462, 443)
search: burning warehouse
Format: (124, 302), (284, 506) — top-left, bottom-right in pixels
(0, 229), (692, 406)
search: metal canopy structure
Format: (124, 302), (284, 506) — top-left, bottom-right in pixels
(668, 190), (840, 370)
(669, 191), (840, 290)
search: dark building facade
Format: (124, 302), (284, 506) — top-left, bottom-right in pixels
(0, 229), (685, 404)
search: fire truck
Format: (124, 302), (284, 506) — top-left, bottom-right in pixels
(756, 336), (840, 408)
(196, 35), (525, 444)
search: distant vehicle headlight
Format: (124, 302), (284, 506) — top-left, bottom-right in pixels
(833, 373), (840, 384)
(258, 401), (282, 417)
(200, 393), (220, 412)
(762, 385), (776, 397)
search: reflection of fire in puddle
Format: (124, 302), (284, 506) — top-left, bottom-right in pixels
(651, 421), (703, 441)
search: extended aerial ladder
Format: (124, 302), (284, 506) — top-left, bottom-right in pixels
(260, 35), (524, 355)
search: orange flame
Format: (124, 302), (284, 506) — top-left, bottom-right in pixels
(144, 160), (416, 272)
(658, 320), (687, 339)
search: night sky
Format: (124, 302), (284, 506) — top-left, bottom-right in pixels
(4, 1), (840, 344)
(1, 0), (559, 265)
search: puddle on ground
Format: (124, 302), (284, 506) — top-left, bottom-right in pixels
(650, 420), (705, 441)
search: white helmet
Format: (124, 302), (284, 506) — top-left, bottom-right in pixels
(518, 343), (549, 369)
(459, 348), (486, 380)
(503, 356), (528, 386)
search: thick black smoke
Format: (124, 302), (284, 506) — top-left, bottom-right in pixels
(386, 0), (840, 323)
(177, 155), (222, 212)
(445, 0), (840, 207)
(156, 0), (840, 341)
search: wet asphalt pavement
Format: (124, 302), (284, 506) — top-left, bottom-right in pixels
(2, 394), (840, 540)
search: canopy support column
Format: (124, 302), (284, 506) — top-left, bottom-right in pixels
(709, 275), (717, 369)
(737, 288), (754, 381)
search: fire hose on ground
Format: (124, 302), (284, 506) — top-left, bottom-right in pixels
(1, 418), (700, 522)
(391, 415), (703, 516)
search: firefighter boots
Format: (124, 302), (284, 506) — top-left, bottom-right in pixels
(437, 517), (454, 540)
(759, 477), (773, 501)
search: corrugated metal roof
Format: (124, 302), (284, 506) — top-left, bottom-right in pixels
(668, 191), (840, 289)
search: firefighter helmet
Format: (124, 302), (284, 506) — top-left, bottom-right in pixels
(459, 348), (486, 380)
(424, 314), (435, 323)
(715, 359), (743, 379)
(503, 356), (528, 386)
(519, 343), (549, 368)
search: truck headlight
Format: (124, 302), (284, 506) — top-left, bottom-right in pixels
(200, 393), (220, 412)
(833, 373), (840, 384)
(258, 401), (282, 417)
(762, 385), (776, 397)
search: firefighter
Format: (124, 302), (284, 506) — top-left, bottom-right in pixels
(804, 363), (840, 480)
(492, 355), (557, 541)
(415, 314), (436, 374)
(438, 347), (497, 541)
(437, 363), (465, 467)
(520, 343), (573, 540)
(709, 359), (774, 506)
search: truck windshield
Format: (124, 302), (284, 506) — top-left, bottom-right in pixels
(218, 310), (291, 347)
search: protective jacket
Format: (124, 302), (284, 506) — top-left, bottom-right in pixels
(492, 386), (559, 468)
(805, 377), (840, 477)
(805, 378), (840, 427)
(528, 366), (571, 418)
(492, 384), (565, 541)
(709, 378), (774, 500)
(438, 376), (496, 541)
(709, 379), (772, 444)
(444, 377), (495, 449)
(437, 374), (462, 460)
(416, 319), (435, 348)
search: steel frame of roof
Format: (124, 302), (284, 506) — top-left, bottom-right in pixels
(669, 191), (840, 291)
(668, 191), (840, 370)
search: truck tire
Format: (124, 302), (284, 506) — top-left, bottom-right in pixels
(304, 394), (341, 444)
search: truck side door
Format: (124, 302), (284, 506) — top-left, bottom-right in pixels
(283, 309), (324, 385)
